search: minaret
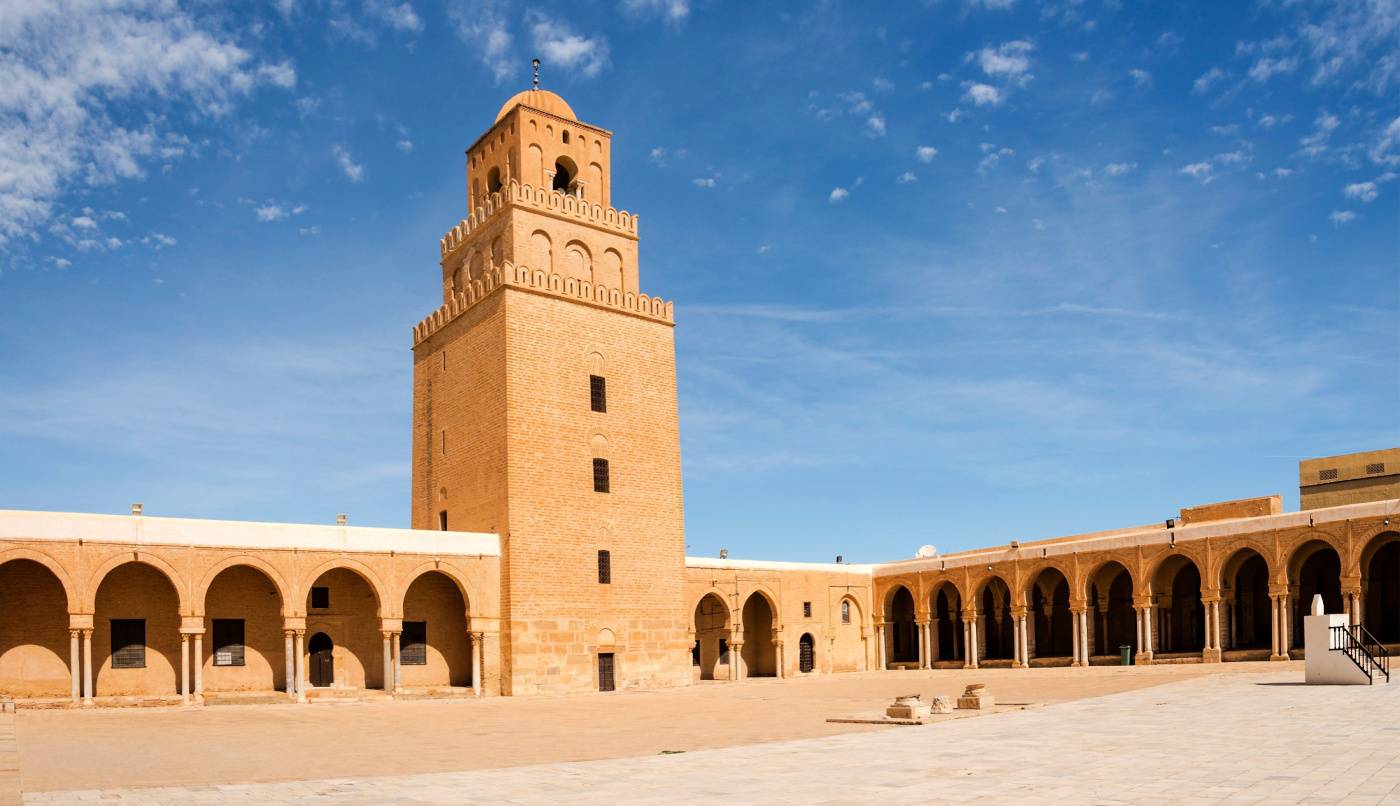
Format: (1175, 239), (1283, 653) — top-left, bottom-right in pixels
(410, 87), (688, 695)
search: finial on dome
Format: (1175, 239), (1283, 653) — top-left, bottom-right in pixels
(532, 58), (540, 89)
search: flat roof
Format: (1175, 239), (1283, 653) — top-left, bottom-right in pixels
(0, 510), (500, 557)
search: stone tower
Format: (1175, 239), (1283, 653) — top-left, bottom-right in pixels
(410, 89), (690, 695)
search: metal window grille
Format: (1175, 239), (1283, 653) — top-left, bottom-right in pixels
(311, 587), (330, 609)
(598, 653), (615, 692)
(110, 619), (146, 669)
(400, 622), (427, 665)
(1319, 468), (1339, 481)
(590, 375), (607, 413)
(799, 634), (814, 673)
(598, 549), (611, 584)
(1367, 463), (1386, 475)
(212, 619), (245, 667)
(803, 601), (811, 618)
(841, 601), (850, 624)
(718, 639), (729, 664)
(593, 458), (610, 493)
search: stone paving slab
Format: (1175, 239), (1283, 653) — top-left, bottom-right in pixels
(22, 672), (1400, 805)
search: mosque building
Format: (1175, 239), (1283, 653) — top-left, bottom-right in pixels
(1, 89), (1397, 703)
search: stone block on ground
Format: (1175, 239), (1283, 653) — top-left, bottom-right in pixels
(957, 684), (993, 710)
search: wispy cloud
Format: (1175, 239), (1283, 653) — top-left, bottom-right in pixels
(528, 11), (610, 79)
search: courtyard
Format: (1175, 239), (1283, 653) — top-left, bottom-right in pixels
(8, 660), (1400, 803)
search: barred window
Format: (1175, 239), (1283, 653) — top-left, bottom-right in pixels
(841, 600), (851, 624)
(590, 375), (607, 413)
(593, 458), (610, 493)
(1319, 468), (1338, 481)
(213, 619), (245, 667)
(598, 549), (612, 584)
(1366, 462), (1385, 475)
(803, 601), (812, 618)
(311, 587), (330, 609)
(400, 622), (427, 665)
(111, 619), (145, 669)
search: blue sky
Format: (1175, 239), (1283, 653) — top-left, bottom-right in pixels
(1, 0), (1397, 563)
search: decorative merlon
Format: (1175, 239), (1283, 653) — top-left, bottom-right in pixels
(412, 262), (674, 346)
(440, 180), (638, 260)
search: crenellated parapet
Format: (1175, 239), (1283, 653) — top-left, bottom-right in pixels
(439, 180), (639, 261)
(412, 260), (673, 346)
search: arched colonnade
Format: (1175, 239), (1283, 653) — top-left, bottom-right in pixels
(0, 543), (498, 704)
(874, 524), (1400, 669)
(688, 585), (871, 681)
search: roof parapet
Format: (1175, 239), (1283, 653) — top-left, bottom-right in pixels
(440, 180), (638, 261)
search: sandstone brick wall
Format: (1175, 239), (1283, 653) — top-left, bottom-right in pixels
(1179, 496), (1282, 524)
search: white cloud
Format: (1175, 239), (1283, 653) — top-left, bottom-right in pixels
(649, 147), (667, 166)
(1329, 210), (1356, 225)
(1179, 162), (1215, 182)
(528, 11), (610, 79)
(962, 83), (1003, 106)
(866, 115), (886, 137)
(1192, 67), (1227, 94)
(977, 41), (1033, 79)
(978, 148), (1014, 175)
(1343, 182), (1379, 202)
(448, 0), (514, 83)
(258, 61), (297, 89)
(1275, 168), (1294, 178)
(829, 187), (849, 203)
(946, 109), (966, 123)
(396, 140), (413, 153)
(1372, 117), (1400, 166)
(1210, 124), (1240, 136)
(916, 146), (938, 162)
(150, 233), (177, 247)
(256, 204), (288, 222)
(367, 0), (424, 33)
(299, 225), (321, 236)
(1032, 218), (1046, 229)
(1257, 114), (1292, 129)
(1299, 113), (1341, 159)
(1129, 69), (1152, 87)
(1027, 157), (1044, 173)
(1102, 163), (1136, 177)
(692, 178), (715, 187)
(105, 237), (124, 249)
(52, 257), (71, 268)
(872, 78), (895, 91)
(71, 216), (97, 230)
(333, 145), (365, 181)
(295, 97), (320, 117)
(621, 0), (689, 22)
(967, 0), (1016, 10)
(1248, 57), (1298, 83)
(0, 0), (294, 246)
(896, 172), (917, 184)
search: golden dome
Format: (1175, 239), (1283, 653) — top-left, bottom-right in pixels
(495, 89), (576, 123)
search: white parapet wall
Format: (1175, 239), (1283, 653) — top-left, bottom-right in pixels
(1304, 613), (1373, 685)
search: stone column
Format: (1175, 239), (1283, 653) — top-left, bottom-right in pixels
(1071, 611), (1081, 666)
(969, 618), (980, 669)
(69, 630), (80, 703)
(930, 621), (940, 664)
(180, 634), (190, 704)
(773, 638), (784, 679)
(294, 629), (307, 702)
(81, 630), (93, 705)
(1142, 605), (1154, 662)
(1079, 609), (1090, 665)
(470, 632), (483, 696)
(1281, 597), (1291, 658)
(917, 620), (930, 669)
(392, 631), (402, 693)
(961, 619), (972, 668)
(284, 631), (295, 698)
(1010, 614), (1022, 668)
(1269, 596), (1280, 658)
(1020, 615), (1030, 667)
(193, 633), (204, 700)
(1135, 607), (1144, 654)
(876, 623), (887, 671)
(732, 640), (745, 680)
(381, 632), (394, 697)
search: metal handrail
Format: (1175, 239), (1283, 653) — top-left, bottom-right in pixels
(1330, 625), (1389, 683)
(1353, 624), (1390, 682)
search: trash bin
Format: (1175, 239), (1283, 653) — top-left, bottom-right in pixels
(1119, 645), (1133, 666)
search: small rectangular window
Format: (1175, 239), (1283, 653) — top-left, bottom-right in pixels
(111, 619), (146, 669)
(441, 430), (446, 455)
(718, 638), (729, 664)
(1319, 468), (1339, 481)
(590, 375), (607, 413)
(803, 601), (812, 618)
(400, 622), (427, 665)
(593, 458), (610, 493)
(311, 587), (330, 609)
(841, 600), (851, 624)
(1366, 462), (1386, 475)
(212, 619), (245, 667)
(598, 549), (612, 584)
(439, 511), (448, 532)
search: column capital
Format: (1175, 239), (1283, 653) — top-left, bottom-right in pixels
(67, 614), (94, 631)
(469, 631), (484, 646)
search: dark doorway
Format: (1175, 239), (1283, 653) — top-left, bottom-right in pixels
(889, 587), (918, 664)
(1365, 539), (1400, 643)
(598, 653), (615, 692)
(799, 633), (815, 673)
(1233, 554), (1272, 649)
(308, 632), (334, 688)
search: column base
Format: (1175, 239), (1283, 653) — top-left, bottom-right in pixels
(1269, 654), (1290, 662)
(1070, 661), (1082, 667)
(1202, 649), (1222, 663)
(81, 698), (94, 707)
(1134, 652), (1153, 665)
(1011, 661), (1025, 669)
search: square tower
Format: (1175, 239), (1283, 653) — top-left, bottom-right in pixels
(410, 89), (690, 695)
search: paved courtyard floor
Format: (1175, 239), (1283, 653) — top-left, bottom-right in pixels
(14, 661), (1400, 804)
